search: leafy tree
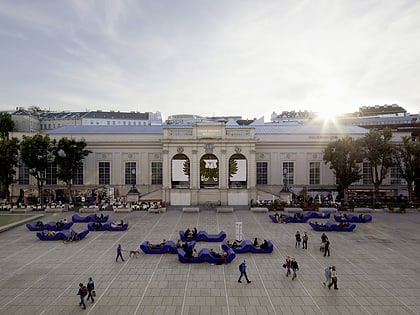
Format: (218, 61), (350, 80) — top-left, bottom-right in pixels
(323, 136), (363, 204)
(392, 136), (420, 203)
(0, 137), (20, 200)
(20, 134), (53, 206)
(52, 138), (91, 203)
(0, 113), (15, 138)
(361, 128), (394, 207)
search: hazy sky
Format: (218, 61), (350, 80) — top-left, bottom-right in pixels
(1, 0), (419, 120)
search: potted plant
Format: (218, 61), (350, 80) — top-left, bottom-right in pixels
(399, 202), (406, 213)
(388, 203), (394, 213)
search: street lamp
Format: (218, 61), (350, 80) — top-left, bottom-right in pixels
(129, 168), (138, 193)
(281, 168), (289, 192)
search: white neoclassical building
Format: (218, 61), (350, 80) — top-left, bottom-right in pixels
(11, 120), (410, 207)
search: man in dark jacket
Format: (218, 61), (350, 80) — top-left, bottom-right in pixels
(238, 259), (251, 283)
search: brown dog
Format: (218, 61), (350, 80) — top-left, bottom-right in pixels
(129, 250), (140, 258)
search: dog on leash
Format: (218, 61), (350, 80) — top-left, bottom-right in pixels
(129, 250), (140, 258)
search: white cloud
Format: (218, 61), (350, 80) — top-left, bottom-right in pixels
(0, 0), (419, 116)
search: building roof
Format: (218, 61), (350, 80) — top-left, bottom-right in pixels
(46, 121), (367, 136)
(83, 111), (149, 120)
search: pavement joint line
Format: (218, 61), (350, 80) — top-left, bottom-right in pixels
(0, 225), (107, 312)
(342, 255), (417, 315)
(89, 212), (165, 315)
(40, 212), (146, 315)
(180, 263), (192, 315)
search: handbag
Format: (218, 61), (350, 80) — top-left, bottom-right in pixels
(92, 290), (96, 297)
(282, 264), (286, 268)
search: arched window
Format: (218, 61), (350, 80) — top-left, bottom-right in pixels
(200, 154), (219, 188)
(229, 154), (247, 188)
(171, 154), (190, 188)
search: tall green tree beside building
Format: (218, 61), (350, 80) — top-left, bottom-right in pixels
(323, 136), (363, 205)
(20, 134), (53, 206)
(52, 138), (91, 203)
(361, 128), (394, 207)
(392, 136), (420, 203)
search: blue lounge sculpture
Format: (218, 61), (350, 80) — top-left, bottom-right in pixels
(26, 221), (74, 231)
(72, 213), (109, 223)
(334, 214), (372, 223)
(139, 240), (181, 254)
(309, 221), (356, 232)
(88, 222), (128, 231)
(177, 247), (236, 264)
(179, 230), (226, 242)
(36, 229), (89, 241)
(221, 240), (273, 253)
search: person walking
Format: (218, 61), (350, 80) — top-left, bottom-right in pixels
(323, 266), (332, 286)
(295, 231), (301, 248)
(302, 232), (308, 249)
(291, 257), (299, 280)
(238, 259), (251, 283)
(285, 256), (291, 277)
(328, 266), (338, 289)
(87, 277), (95, 303)
(116, 244), (125, 262)
(324, 239), (330, 257)
(77, 283), (87, 310)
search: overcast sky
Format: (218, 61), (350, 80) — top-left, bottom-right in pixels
(0, 0), (419, 120)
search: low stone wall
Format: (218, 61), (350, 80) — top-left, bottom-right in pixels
(114, 207), (132, 213)
(182, 207), (200, 213)
(216, 207), (234, 213)
(250, 207), (269, 213)
(283, 207), (303, 213)
(10, 207), (33, 213)
(79, 207), (99, 213)
(148, 207), (166, 213)
(353, 207), (373, 213)
(318, 207), (338, 213)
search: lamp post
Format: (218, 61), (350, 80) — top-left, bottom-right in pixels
(281, 168), (289, 192)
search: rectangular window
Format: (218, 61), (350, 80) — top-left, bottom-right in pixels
(282, 162), (294, 185)
(99, 162), (110, 185)
(256, 162), (268, 185)
(363, 162), (372, 185)
(309, 162), (320, 185)
(151, 162), (163, 185)
(18, 162), (29, 185)
(72, 162), (84, 185)
(46, 162), (57, 185)
(125, 162), (136, 185)
(390, 166), (402, 184)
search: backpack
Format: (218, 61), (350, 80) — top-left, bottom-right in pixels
(82, 286), (88, 297)
(239, 263), (244, 272)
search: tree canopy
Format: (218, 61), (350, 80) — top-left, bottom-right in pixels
(0, 137), (20, 199)
(0, 113), (15, 138)
(20, 134), (53, 206)
(52, 138), (91, 202)
(323, 136), (363, 204)
(392, 136), (420, 202)
(361, 128), (394, 206)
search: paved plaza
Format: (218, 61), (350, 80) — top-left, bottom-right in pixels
(0, 208), (419, 315)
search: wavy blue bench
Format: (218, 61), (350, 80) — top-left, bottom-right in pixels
(177, 247), (236, 264)
(87, 222), (128, 231)
(36, 229), (89, 241)
(179, 230), (226, 242)
(27, 221), (74, 231)
(221, 240), (273, 253)
(72, 214), (109, 223)
(309, 221), (356, 232)
(334, 214), (372, 223)
(140, 240), (180, 254)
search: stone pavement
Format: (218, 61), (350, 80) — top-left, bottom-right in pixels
(0, 209), (419, 315)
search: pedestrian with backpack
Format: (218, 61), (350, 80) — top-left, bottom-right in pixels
(77, 283), (87, 309)
(295, 231), (301, 248)
(238, 259), (251, 284)
(302, 232), (308, 249)
(87, 277), (95, 303)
